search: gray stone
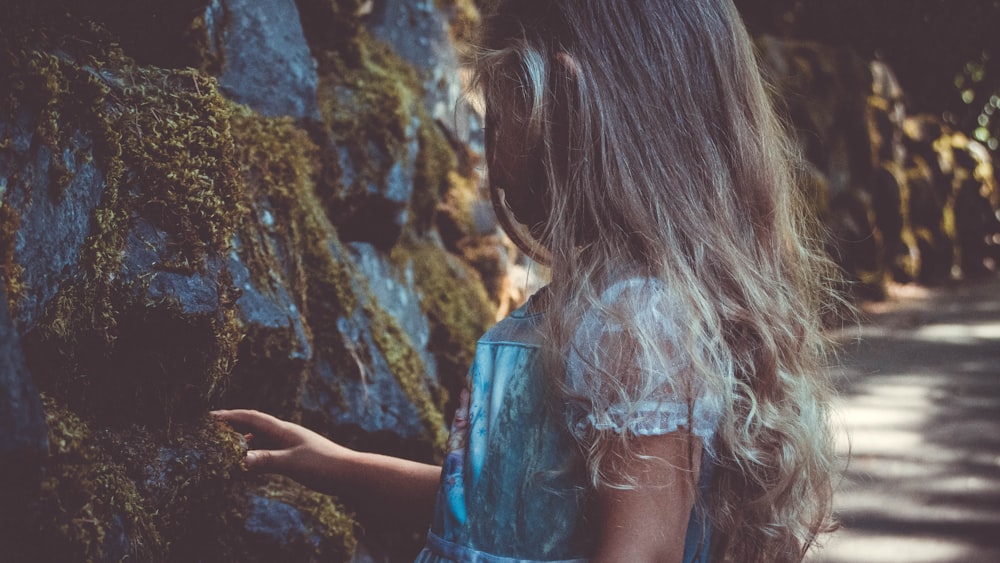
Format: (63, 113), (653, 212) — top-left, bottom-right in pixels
(348, 241), (436, 378)
(332, 115), (420, 250)
(367, 0), (482, 147)
(0, 295), (47, 458)
(228, 242), (311, 361)
(302, 337), (429, 455)
(122, 218), (226, 314)
(216, 0), (321, 121)
(300, 239), (441, 460)
(0, 109), (106, 329)
(223, 235), (313, 413)
(236, 479), (352, 561)
(245, 495), (312, 545)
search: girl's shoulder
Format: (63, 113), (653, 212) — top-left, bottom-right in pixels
(565, 275), (723, 446)
(579, 275), (686, 337)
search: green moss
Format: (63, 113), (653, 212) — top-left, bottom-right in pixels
(0, 202), (24, 309)
(412, 118), (461, 233)
(228, 106), (458, 454)
(28, 395), (164, 563)
(316, 28), (422, 207)
(391, 241), (495, 419)
(231, 106), (450, 459)
(301, 0), (483, 243)
(2, 37), (126, 403)
(0, 5), (452, 560)
(366, 299), (449, 458)
(119, 67), (244, 268)
(308, 13), (471, 239)
(3, 12), (246, 424)
(228, 105), (365, 420)
(287, 174), (359, 324)
(227, 105), (451, 456)
(436, 0), (483, 44)
(297, 230), (450, 460)
(184, 472), (356, 563)
(309, 16), (487, 248)
(2, 49), (107, 197)
(251, 475), (358, 562)
(229, 104), (317, 292)
(225, 105), (323, 417)
(6, 50), (241, 280)
(93, 416), (247, 558)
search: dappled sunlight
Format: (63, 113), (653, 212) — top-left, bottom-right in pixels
(814, 531), (980, 563)
(926, 473), (1000, 497)
(813, 277), (1000, 562)
(841, 428), (926, 456)
(912, 321), (1000, 342)
(835, 381), (938, 455)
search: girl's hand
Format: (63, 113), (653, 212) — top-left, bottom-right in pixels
(211, 409), (356, 495)
(211, 409), (441, 523)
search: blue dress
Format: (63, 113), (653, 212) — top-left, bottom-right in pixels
(415, 283), (718, 563)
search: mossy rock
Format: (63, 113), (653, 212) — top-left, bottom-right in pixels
(223, 105), (324, 419)
(314, 27), (425, 249)
(392, 241), (495, 418)
(218, 475), (357, 563)
(1, 395), (164, 563)
(6, 394), (354, 563)
(215, 0), (321, 120)
(2, 2), (507, 561)
(224, 107), (450, 462)
(299, 252), (450, 464)
(2, 12), (245, 425)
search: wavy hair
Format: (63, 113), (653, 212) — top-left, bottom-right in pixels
(469, 1), (843, 561)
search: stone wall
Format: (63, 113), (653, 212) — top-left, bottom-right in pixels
(1, 1), (495, 561)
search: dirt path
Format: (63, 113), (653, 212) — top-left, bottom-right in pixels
(808, 276), (1000, 563)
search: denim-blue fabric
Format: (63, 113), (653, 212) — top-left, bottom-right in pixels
(415, 292), (713, 563)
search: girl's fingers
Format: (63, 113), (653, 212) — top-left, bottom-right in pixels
(213, 408), (269, 423)
(211, 409), (293, 446)
(245, 448), (287, 473)
(211, 411), (302, 476)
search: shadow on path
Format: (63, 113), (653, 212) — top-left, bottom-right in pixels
(809, 275), (1000, 563)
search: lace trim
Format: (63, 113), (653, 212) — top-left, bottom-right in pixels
(568, 398), (721, 454)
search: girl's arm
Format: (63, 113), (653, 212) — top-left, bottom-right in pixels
(212, 409), (441, 524)
(591, 432), (702, 563)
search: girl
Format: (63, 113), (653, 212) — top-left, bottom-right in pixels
(215, 0), (842, 561)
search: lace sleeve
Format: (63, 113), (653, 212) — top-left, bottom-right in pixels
(564, 279), (721, 449)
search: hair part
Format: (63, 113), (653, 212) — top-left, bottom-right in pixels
(470, 1), (845, 561)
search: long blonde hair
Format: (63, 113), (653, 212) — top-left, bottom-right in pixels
(470, 1), (842, 560)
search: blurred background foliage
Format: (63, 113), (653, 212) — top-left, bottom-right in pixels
(736, 0), (1000, 154)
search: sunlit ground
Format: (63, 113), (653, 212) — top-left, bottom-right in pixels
(808, 277), (1000, 563)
